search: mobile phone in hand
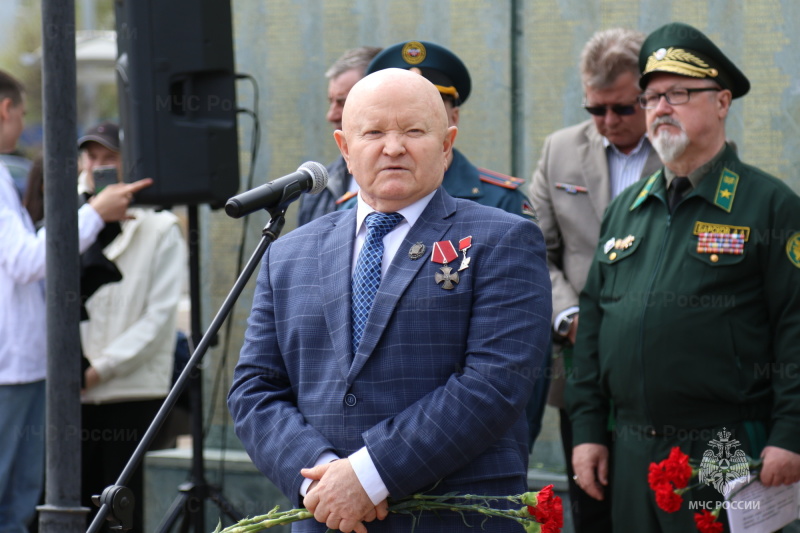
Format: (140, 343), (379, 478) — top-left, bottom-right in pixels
(92, 166), (119, 193)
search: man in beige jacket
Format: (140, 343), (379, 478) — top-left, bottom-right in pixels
(78, 122), (187, 532)
(529, 28), (661, 533)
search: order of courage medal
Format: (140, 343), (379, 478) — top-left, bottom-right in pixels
(431, 240), (459, 290)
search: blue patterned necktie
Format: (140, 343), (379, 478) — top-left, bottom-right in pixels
(351, 211), (404, 353)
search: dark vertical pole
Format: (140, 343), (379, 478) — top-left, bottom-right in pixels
(188, 204), (206, 532)
(510, 0), (525, 179)
(38, 0), (89, 532)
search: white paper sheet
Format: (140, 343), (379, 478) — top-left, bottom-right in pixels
(726, 481), (800, 533)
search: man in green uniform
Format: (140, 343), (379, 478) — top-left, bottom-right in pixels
(339, 40), (535, 222)
(566, 22), (800, 532)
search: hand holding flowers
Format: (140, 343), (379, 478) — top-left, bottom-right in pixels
(212, 485), (563, 533)
(647, 446), (761, 533)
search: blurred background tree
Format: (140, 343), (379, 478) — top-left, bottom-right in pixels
(0, 0), (118, 156)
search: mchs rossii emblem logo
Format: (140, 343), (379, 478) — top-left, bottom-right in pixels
(699, 428), (750, 497)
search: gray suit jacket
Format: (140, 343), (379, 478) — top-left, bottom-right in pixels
(530, 120), (661, 407)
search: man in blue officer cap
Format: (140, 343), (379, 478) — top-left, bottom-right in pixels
(345, 40), (536, 222)
(364, 40), (546, 454)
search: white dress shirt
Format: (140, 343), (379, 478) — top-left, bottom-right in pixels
(0, 163), (104, 384)
(605, 134), (652, 199)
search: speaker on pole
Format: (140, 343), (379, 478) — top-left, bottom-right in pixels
(114, 0), (240, 207)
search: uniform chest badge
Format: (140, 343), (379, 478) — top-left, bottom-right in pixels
(697, 233), (744, 255)
(408, 242), (426, 260)
(787, 232), (800, 268)
(555, 182), (588, 194)
(614, 235), (635, 250)
(458, 236), (472, 271)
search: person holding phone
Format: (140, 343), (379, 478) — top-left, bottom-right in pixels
(0, 73), (149, 532)
(76, 122), (188, 532)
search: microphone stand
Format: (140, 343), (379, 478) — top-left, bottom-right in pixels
(86, 206), (287, 533)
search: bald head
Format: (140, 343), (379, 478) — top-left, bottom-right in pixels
(333, 68), (458, 212)
(342, 68), (450, 136)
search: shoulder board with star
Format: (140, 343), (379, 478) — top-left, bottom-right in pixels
(714, 168), (739, 212)
(477, 167), (525, 190)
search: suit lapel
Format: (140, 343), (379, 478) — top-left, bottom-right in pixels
(581, 125), (611, 220)
(318, 209), (358, 381)
(347, 189), (456, 384)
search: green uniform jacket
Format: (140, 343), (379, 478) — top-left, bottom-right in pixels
(567, 144), (800, 453)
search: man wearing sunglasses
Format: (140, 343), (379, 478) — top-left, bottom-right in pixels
(568, 22), (800, 532)
(529, 27), (660, 533)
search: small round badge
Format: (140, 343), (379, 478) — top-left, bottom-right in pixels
(408, 242), (426, 260)
(402, 41), (426, 65)
(786, 232), (800, 269)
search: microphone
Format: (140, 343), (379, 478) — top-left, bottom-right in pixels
(225, 161), (328, 218)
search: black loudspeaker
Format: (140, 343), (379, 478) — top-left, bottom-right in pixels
(114, 0), (239, 207)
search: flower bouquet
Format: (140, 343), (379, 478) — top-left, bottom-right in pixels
(212, 484), (563, 533)
(647, 446), (761, 533)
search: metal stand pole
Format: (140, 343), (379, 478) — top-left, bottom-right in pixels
(39, 0), (90, 531)
(155, 206), (237, 533)
(86, 209), (286, 532)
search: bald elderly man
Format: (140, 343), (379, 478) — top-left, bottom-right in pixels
(229, 68), (551, 533)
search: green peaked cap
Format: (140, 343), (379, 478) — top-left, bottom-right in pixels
(639, 22), (750, 98)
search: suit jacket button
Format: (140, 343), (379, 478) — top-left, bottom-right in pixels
(344, 394), (357, 407)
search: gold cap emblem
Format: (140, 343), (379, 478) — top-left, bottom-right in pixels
(644, 47), (719, 79)
(402, 41), (426, 65)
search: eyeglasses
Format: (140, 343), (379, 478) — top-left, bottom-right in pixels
(638, 88), (721, 109)
(583, 102), (638, 117)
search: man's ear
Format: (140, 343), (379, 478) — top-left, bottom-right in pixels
(717, 89), (732, 120)
(448, 105), (460, 127)
(443, 125), (458, 159)
(0, 97), (11, 122)
(334, 129), (349, 166)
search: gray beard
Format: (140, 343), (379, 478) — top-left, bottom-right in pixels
(651, 129), (690, 162)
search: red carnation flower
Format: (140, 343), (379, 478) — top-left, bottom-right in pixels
(525, 485), (563, 532)
(694, 509), (724, 533)
(654, 485), (683, 513)
(648, 447), (692, 492)
(663, 447), (692, 488)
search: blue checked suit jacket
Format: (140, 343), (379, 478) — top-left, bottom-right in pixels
(228, 188), (552, 532)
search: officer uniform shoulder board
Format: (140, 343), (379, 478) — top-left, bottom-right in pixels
(477, 167), (524, 190)
(714, 168), (739, 212)
(335, 191), (358, 205)
(630, 170), (661, 211)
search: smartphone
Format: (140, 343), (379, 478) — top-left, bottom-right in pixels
(92, 165), (119, 193)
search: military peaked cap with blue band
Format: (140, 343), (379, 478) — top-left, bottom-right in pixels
(366, 40), (472, 106)
(639, 22), (750, 99)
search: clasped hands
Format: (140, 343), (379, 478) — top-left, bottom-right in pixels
(301, 459), (388, 533)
